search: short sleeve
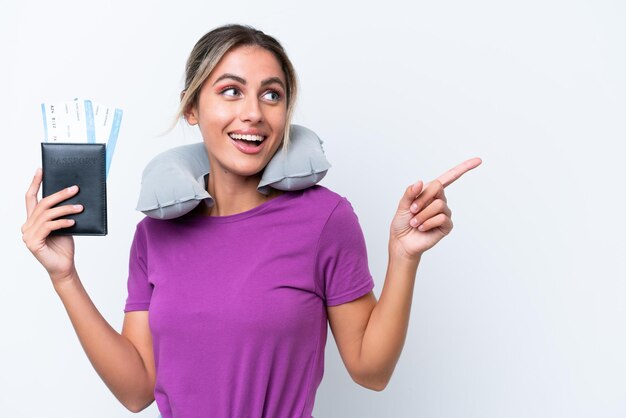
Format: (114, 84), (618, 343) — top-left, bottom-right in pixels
(316, 198), (375, 306)
(124, 222), (153, 312)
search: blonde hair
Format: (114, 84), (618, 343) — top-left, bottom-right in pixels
(176, 24), (298, 148)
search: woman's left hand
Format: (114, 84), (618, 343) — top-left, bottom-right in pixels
(389, 158), (482, 261)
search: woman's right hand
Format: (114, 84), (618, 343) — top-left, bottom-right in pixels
(22, 168), (84, 285)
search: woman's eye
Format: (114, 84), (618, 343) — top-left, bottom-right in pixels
(262, 91), (281, 102)
(221, 87), (241, 97)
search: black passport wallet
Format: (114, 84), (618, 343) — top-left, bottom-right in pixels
(41, 143), (108, 236)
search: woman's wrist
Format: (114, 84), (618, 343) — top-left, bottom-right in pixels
(51, 267), (80, 292)
(388, 238), (422, 266)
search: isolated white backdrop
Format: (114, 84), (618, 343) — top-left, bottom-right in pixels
(1, 0), (625, 417)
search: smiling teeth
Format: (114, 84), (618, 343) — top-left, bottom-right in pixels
(229, 133), (265, 142)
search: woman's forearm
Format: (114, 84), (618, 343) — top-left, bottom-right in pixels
(355, 159), (480, 390)
(358, 251), (420, 390)
(53, 271), (154, 412)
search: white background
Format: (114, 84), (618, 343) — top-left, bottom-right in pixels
(1, 0), (625, 417)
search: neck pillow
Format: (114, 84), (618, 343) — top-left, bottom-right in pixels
(136, 124), (331, 219)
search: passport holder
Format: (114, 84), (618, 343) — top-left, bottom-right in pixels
(41, 143), (107, 236)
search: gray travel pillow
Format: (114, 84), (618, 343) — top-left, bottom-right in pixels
(136, 124), (331, 219)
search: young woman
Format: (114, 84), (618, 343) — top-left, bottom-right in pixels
(22, 24), (481, 417)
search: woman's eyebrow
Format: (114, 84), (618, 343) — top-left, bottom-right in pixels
(260, 77), (285, 90)
(213, 73), (246, 86)
(213, 73), (285, 90)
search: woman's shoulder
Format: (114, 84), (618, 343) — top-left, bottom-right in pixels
(300, 185), (346, 203)
(296, 185), (356, 217)
(294, 185), (348, 206)
(133, 211), (188, 234)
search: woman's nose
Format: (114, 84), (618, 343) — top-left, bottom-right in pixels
(239, 97), (263, 123)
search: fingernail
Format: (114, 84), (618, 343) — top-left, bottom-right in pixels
(73, 204), (83, 211)
(410, 219), (418, 227)
(411, 203), (420, 212)
(67, 185), (78, 193)
(418, 225), (425, 231)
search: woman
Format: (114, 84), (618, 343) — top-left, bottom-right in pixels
(22, 24), (480, 417)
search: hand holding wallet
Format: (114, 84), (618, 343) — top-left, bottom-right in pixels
(41, 143), (107, 236)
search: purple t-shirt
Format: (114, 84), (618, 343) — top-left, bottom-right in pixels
(125, 185), (374, 418)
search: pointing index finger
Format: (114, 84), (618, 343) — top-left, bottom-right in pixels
(436, 157), (482, 188)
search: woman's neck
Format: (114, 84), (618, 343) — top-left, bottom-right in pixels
(204, 169), (280, 217)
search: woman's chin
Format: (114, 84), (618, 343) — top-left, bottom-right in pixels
(207, 149), (277, 181)
(222, 162), (268, 180)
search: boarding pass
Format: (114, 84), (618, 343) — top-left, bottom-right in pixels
(41, 98), (123, 178)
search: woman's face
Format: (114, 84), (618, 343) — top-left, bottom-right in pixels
(185, 45), (287, 179)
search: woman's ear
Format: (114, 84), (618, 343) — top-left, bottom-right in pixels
(181, 91), (198, 125)
(184, 107), (198, 126)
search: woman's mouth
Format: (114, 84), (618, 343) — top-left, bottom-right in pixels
(228, 133), (266, 146)
(228, 132), (267, 154)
